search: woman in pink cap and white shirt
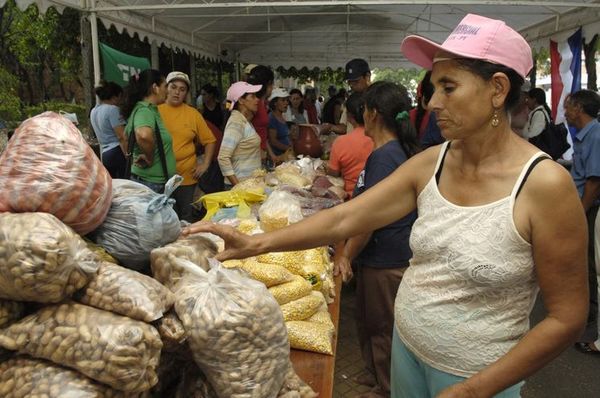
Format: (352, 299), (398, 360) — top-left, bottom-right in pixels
(217, 82), (262, 188)
(184, 14), (587, 398)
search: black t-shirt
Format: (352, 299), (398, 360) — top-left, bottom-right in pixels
(202, 104), (224, 130)
(353, 140), (416, 268)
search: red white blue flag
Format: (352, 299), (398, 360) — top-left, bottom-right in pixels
(550, 28), (582, 126)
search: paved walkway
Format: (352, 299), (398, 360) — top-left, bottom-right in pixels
(333, 283), (600, 397)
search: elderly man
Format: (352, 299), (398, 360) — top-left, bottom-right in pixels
(566, 90), (600, 353)
(158, 71), (216, 222)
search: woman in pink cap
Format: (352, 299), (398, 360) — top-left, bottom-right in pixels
(217, 81), (262, 188)
(184, 14), (587, 397)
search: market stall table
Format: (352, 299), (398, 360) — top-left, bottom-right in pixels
(290, 274), (342, 398)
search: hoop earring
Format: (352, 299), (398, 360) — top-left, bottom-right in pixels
(491, 110), (500, 128)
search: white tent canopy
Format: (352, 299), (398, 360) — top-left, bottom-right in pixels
(3, 0), (600, 70)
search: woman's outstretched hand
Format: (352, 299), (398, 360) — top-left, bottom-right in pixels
(181, 221), (259, 261)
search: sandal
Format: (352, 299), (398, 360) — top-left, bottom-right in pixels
(574, 342), (600, 355)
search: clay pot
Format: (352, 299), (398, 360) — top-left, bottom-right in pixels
(293, 124), (323, 158)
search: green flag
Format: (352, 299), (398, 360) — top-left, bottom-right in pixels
(99, 43), (151, 87)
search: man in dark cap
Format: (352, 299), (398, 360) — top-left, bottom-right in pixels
(334, 58), (372, 134)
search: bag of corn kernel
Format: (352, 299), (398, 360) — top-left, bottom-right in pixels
(280, 292), (323, 322)
(268, 275), (312, 305)
(286, 321), (334, 355)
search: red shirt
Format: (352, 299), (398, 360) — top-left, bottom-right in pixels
(252, 99), (269, 150)
(328, 126), (373, 197)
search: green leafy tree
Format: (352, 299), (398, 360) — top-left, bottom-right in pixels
(372, 68), (426, 96)
(0, 65), (21, 121)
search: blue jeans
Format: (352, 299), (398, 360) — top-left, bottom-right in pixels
(391, 329), (523, 398)
(130, 174), (165, 194)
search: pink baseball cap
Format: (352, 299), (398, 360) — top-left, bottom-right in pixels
(401, 14), (532, 79)
(226, 81), (262, 109)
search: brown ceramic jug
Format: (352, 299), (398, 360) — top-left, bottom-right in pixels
(294, 124), (323, 158)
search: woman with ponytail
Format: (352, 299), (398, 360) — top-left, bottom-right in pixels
(333, 81), (419, 397)
(91, 81), (127, 178)
(121, 69), (176, 193)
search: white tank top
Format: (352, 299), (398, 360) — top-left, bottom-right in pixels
(395, 141), (548, 377)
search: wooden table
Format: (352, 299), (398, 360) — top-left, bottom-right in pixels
(290, 274), (342, 398)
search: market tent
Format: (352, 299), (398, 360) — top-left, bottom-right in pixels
(3, 1), (600, 70)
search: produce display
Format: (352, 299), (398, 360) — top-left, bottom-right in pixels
(174, 263), (290, 398)
(0, 120), (338, 397)
(0, 300), (24, 329)
(0, 302), (162, 392)
(0, 112), (112, 235)
(0, 212), (99, 303)
(90, 178), (182, 270)
(151, 234), (218, 290)
(0, 356), (147, 398)
(76, 262), (174, 322)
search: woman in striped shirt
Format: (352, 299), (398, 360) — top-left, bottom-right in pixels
(218, 82), (263, 188)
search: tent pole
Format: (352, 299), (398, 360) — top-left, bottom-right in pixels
(90, 9), (101, 86)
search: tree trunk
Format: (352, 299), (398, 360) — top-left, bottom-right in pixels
(584, 34), (598, 92)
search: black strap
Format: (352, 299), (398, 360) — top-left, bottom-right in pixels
(125, 109), (169, 182)
(435, 141), (452, 185)
(515, 156), (550, 198)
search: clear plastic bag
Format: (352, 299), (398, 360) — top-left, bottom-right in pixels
(0, 212), (100, 303)
(90, 176), (183, 270)
(280, 292), (323, 321)
(0, 112), (112, 235)
(268, 275), (313, 305)
(150, 234), (218, 291)
(174, 259), (290, 398)
(0, 300), (24, 329)
(259, 191), (303, 232)
(277, 361), (318, 398)
(0, 356), (148, 398)
(76, 262), (174, 322)
(286, 320), (334, 355)
(154, 311), (187, 352)
(238, 260), (294, 288)
(0, 302), (162, 393)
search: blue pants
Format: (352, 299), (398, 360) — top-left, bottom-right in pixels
(391, 329), (523, 398)
(130, 174), (165, 194)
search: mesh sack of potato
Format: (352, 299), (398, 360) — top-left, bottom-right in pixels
(280, 292), (323, 322)
(76, 262), (174, 322)
(258, 191), (303, 232)
(268, 275), (313, 305)
(286, 321), (334, 355)
(153, 311), (187, 352)
(173, 259), (290, 398)
(0, 112), (113, 235)
(0, 356), (148, 398)
(0, 300), (25, 329)
(151, 234), (218, 291)
(0, 302), (162, 392)
(277, 361), (318, 398)
(0, 212), (100, 303)
(90, 177), (182, 271)
(238, 260), (294, 288)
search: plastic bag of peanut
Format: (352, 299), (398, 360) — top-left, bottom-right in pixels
(0, 302), (162, 392)
(0, 300), (25, 329)
(174, 259), (290, 398)
(0, 356), (149, 398)
(151, 234), (218, 291)
(76, 262), (174, 322)
(153, 310), (187, 352)
(0, 212), (100, 303)
(277, 362), (318, 398)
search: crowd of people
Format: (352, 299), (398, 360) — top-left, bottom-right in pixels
(89, 12), (600, 398)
